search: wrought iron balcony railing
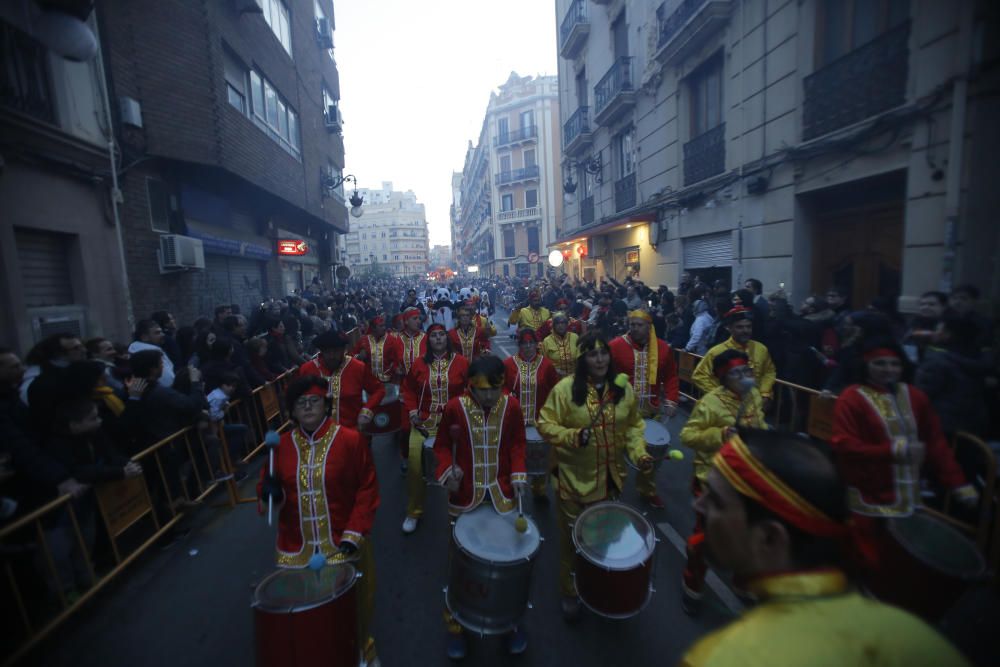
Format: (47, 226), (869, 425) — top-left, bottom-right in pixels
(580, 195), (595, 228)
(495, 165), (540, 186)
(559, 0), (589, 58)
(683, 122), (725, 186)
(593, 56), (634, 121)
(494, 125), (538, 147)
(563, 106), (591, 151)
(614, 173), (637, 213)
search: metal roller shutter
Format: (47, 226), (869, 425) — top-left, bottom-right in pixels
(14, 228), (74, 307)
(683, 232), (732, 269)
(199, 255), (266, 315)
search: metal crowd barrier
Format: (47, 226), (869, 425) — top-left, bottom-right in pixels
(0, 367), (298, 665)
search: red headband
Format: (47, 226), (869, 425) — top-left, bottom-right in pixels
(403, 307), (421, 320)
(724, 306), (752, 322)
(714, 436), (848, 538)
(863, 347), (899, 362)
(427, 323), (446, 333)
(518, 329), (538, 344)
(369, 316), (385, 327)
(715, 357), (749, 379)
(302, 384), (327, 399)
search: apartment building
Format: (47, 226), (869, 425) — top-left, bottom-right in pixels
(555, 0), (999, 308)
(344, 182), (429, 277)
(455, 73), (564, 279)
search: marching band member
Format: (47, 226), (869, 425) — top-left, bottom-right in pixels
(692, 307), (776, 407)
(679, 350), (767, 615)
(400, 323), (468, 533)
(680, 429), (969, 667)
(354, 315), (403, 383)
(448, 302), (491, 360)
(536, 298), (586, 339)
(536, 332), (654, 621)
(298, 331), (384, 429)
(472, 295), (497, 338)
(540, 312), (580, 378)
(507, 290), (550, 332)
(503, 329), (558, 499)
(394, 307), (427, 472)
(258, 376), (380, 666)
(831, 338), (977, 620)
(433, 354), (529, 659)
(609, 309), (679, 509)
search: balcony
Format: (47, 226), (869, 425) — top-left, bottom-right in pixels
(580, 195), (595, 227)
(495, 165), (540, 187)
(494, 125), (538, 148)
(683, 122), (725, 186)
(593, 56), (635, 126)
(614, 173), (636, 212)
(559, 0), (590, 59)
(803, 22), (910, 141)
(497, 206), (543, 224)
(563, 106), (593, 157)
(655, 0), (732, 66)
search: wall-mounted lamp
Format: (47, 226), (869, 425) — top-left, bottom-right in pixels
(563, 154), (603, 204)
(321, 171), (365, 218)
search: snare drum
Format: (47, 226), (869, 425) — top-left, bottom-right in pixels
(643, 419), (671, 469)
(446, 505), (541, 635)
(422, 436), (438, 483)
(572, 502), (656, 619)
(366, 384), (401, 435)
(524, 426), (549, 477)
(253, 563), (360, 667)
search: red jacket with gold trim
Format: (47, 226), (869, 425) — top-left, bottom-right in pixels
(356, 333), (403, 382)
(448, 325), (491, 359)
(502, 353), (559, 424)
(298, 356), (384, 428)
(401, 353), (469, 422)
(609, 334), (679, 415)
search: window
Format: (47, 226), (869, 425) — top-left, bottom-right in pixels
(497, 117), (509, 141)
(612, 12), (629, 59)
(575, 69), (588, 107)
(516, 264), (531, 278)
(519, 110), (533, 129)
(257, 0), (293, 56)
(314, 1), (334, 55)
(501, 194), (514, 212)
(690, 55), (723, 137)
(223, 49), (248, 114)
(249, 69), (301, 157)
(523, 149), (536, 168)
(503, 264), (510, 277)
(146, 179), (172, 233)
(817, 0), (908, 67)
(527, 227), (540, 254)
(616, 128), (635, 178)
(322, 86), (337, 120)
(500, 154), (512, 174)
(503, 229), (516, 257)
(525, 189), (538, 208)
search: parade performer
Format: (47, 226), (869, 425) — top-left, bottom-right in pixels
(830, 338), (978, 620)
(679, 350), (767, 615)
(298, 330), (383, 429)
(536, 298), (586, 339)
(448, 302), (491, 360)
(503, 329), (559, 499)
(536, 332), (654, 620)
(609, 309), (679, 509)
(258, 376), (380, 665)
(692, 307), (776, 406)
(433, 355), (529, 659)
(508, 290), (550, 332)
(394, 307), (426, 472)
(680, 429), (969, 667)
(541, 311), (580, 378)
(400, 323), (468, 533)
(354, 315), (402, 383)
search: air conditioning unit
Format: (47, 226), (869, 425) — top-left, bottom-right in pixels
(324, 104), (342, 133)
(316, 18), (334, 49)
(158, 234), (205, 273)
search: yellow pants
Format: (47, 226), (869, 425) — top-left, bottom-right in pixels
(406, 423), (438, 518)
(556, 495), (585, 598)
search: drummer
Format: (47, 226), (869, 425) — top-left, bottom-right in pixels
(257, 376), (380, 666)
(448, 302), (491, 360)
(609, 309), (679, 510)
(433, 354), (528, 659)
(354, 314), (403, 383)
(393, 307), (427, 473)
(400, 323), (468, 534)
(508, 289), (550, 332)
(678, 350), (767, 615)
(679, 429), (970, 666)
(540, 311), (580, 378)
(298, 330), (384, 430)
(536, 331), (654, 621)
(503, 329), (559, 499)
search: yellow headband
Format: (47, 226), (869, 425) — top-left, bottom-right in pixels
(469, 373), (502, 390)
(628, 309), (653, 323)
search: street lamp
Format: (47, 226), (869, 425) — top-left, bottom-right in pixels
(562, 155), (602, 205)
(547, 250), (564, 267)
(322, 171), (365, 218)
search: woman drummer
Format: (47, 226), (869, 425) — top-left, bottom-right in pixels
(536, 331), (654, 621)
(830, 337), (977, 620)
(258, 375), (380, 665)
(400, 323), (468, 534)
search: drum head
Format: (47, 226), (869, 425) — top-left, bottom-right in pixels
(253, 563), (357, 613)
(573, 502), (655, 571)
(643, 419), (670, 446)
(454, 505), (540, 563)
(424, 436), (436, 449)
(525, 426), (541, 442)
(888, 510), (986, 579)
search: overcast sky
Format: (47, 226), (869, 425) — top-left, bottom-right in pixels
(335, 0), (558, 247)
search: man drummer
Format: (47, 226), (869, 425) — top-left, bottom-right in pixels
(433, 354), (528, 659)
(394, 307), (427, 472)
(503, 329), (559, 500)
(258, 376), (380, 666)
(508, 289), (550, 332)
(692, 306), (776, 408)
(449, 302), (491, 360)
(354, 315), (403, 383)
(679, 429), (970, 667)
(298, 330), (384, 430)
(540, 311), (580, 378)
(608, 309), (678, 510)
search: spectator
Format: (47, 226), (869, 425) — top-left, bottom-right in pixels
(904, 291), (949, 362)
(212, 305), (233, 333)
(246, 337), (276, 384)
(205, 371), (249, 481)
(86, 337), (125, 392)
(20, 333), (87, 405)
(684, 297), (716, 356)
(128, 320), (175, 388)
(128, 350), (206, 445)
(199, 338), (246, 395)
(221, 315), (264, 388)
(263, 317), (294, 374)
(625, 285), (644, 310)
(281, 315), (308, 367)
(744, 278), (770, 323)
(949, 284), (994, 350)
(151, 311), (182, 366)
(825, 286), (851, 328)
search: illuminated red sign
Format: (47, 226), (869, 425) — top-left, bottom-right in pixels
(577, 245), (588, 257)
(278, 240), (309, 256)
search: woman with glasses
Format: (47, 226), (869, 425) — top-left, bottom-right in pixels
(678, 349), (767, 616)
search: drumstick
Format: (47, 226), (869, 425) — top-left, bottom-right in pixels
(264, 430), (280, 527)
(515, 490), (527, 533)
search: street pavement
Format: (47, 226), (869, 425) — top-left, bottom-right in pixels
(33, 310), (997, 666)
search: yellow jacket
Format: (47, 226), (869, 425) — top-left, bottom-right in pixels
(680, 570), (969, 667)
(508, 306), (550, 331)
(691, 338), (777, 399)
(541, 332), (580, 377)
(679, 385), (767, 482)
(537, 376), (648, 503)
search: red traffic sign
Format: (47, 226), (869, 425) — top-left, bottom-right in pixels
(278, 239), (309, 256)
(528, 252), (539, 264)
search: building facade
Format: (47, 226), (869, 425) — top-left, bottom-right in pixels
(455, 73), (564, 279)
(428, 244), (453, 269)
(555, 0), (999, 309)
(344, 182), (429, 277)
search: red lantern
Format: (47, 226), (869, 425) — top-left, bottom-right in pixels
(577, 245), (587, 257)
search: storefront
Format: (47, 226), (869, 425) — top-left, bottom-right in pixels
(277, 229), (321, 295)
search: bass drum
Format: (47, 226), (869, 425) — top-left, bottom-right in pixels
(253, 563), (359, 667)
(524, 426), (550, 477)
(366, 383), (401, 435)
(572, 502), (656, 619)
(643, 419), (671, 469)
